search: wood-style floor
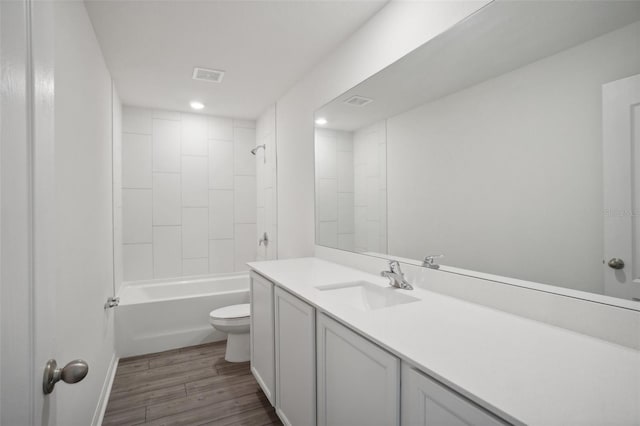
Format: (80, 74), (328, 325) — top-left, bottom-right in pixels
(103, 341), (282, 426)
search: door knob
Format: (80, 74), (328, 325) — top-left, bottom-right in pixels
(607, 258), (625, 270)
(43, 359), (89, 394)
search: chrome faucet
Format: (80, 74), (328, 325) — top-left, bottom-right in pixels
(422, 254), (444, 269)
(381, 260), (413, 290)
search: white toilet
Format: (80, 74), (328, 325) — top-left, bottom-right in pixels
(209, 303), (251, 362)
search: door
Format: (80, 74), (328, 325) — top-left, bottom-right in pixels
(274, 287), (315, 426)
(603, 74), (640, 301)
(401, 365), (507, 426)
(1, 0), (57, 424)
(317, 313), (400, 426)
(250, 271), (276, 404)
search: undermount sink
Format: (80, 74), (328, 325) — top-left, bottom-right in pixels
(315, 280), (420, 311)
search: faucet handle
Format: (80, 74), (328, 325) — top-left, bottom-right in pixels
(388, 260), (403, 275)
(423, 255), (444, 269)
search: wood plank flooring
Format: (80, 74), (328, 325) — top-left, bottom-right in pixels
(103, 341), (282, 426)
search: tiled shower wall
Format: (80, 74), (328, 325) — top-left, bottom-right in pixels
(315, 121), (387, 254)
(353, 121), (387, 254)
(121, 107), (257, 281)
(315, 128), (355, 250)
(256, 105), (278, 261)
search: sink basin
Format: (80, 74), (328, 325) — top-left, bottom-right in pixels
(315, 281), (420, 311)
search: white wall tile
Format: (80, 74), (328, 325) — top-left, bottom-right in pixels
(181, 156), (208, 206)
(153, 110), (181, 121)
(153, 226), (182, 277)
(317, 221), (338, 248)
(182, 258), (209, 276)
(338, 192), (354, 234)
(122, 133), (152, 188)
(181, 114), (208, 156)
(123, 107), (152, 134)
(234, 175), (256, 224)
(209, 117), (233, 140)
(338, 234), (355, 252)
(234, 127), (256, 176)
(234, 224), (257, 271)
(209, 239), (235, 273)
(337, 150), (354, 193)
(153, 119), (181, 172)
(366, 176), (380, 221)
(316, 133), (336, 179)
(182, 207), (208, 258)
(123, 189), (152, 243)
(209, 190), (234, 239)
(123, 244), (153, 281)
(153, 173), (181, 225)
(354, 164), (366, 206)
(317, 178), (338, 221)
(209, 140), (234, 189)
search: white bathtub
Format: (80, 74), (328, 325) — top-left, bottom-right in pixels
(116, 273), (250, 357)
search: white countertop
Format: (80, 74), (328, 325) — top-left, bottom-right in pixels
(248, 257), (640, 426)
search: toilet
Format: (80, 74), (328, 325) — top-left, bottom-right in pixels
(209, 303), (251, 362)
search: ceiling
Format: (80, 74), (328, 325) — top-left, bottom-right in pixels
(85, 0), (388, 119)
(316, 0), (640, 131)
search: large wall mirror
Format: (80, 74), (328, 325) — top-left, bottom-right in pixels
(314, 0), (640, 306)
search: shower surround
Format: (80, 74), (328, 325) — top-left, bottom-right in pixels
(120, 107), (257, 281)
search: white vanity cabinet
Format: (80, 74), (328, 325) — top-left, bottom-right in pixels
(317, 313), (400, 426)
(249, 271), (275, 405)
(401, 365), (508, 426)
(274, 287), (316, 426)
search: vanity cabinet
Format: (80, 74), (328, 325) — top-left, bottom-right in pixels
(401, 366), (508, 426)
(274, 287), (316, 426)
(317, 313), (400, 426)
(249, 271), (275, 405)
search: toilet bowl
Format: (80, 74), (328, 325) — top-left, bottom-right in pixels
(209, 303), (250, 362)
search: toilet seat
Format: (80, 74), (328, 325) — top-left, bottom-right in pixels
(209, 303), (250, 320)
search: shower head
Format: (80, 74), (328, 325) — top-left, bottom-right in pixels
(250, 144), (266, 155)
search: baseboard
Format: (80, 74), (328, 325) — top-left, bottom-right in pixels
(91, 354), (119, 426)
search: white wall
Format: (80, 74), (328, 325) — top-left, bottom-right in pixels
(256, 105), (278, 261)
(387, 21), (640, 293)
(275, 1), (489, 258)
(53, 2), (117, 424)
(121, 108), (257, 280)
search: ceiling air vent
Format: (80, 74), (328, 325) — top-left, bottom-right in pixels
(192, 67), (225, 83)
(343, 95), (373, 107)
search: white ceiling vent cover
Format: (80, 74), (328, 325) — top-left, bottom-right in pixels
(192, 67), (225, 83)
(343, 95), (373, 107)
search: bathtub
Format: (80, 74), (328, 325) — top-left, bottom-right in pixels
(115, 273), (249, 357)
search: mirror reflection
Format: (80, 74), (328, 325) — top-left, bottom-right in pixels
(314, 0), (640, 303)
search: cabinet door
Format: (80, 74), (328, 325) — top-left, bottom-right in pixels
(401, 365), (508, 426)
(250, 271), (275, 405)
(274, 287), (316, 426)
(317, 313), (400, 426)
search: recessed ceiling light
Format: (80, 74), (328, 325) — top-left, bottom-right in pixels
(190, 101), (204, 110)
(315, 117), (328, 125)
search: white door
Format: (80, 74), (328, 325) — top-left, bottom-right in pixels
(274, 287), (315, 426)
(317, 313), (400, 426)
(603, 74), (640, 301)
(401, 365), (508, 426)
(1, 0), (57, 424)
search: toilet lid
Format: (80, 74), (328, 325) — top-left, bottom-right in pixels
(209, 303), (250, 320)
